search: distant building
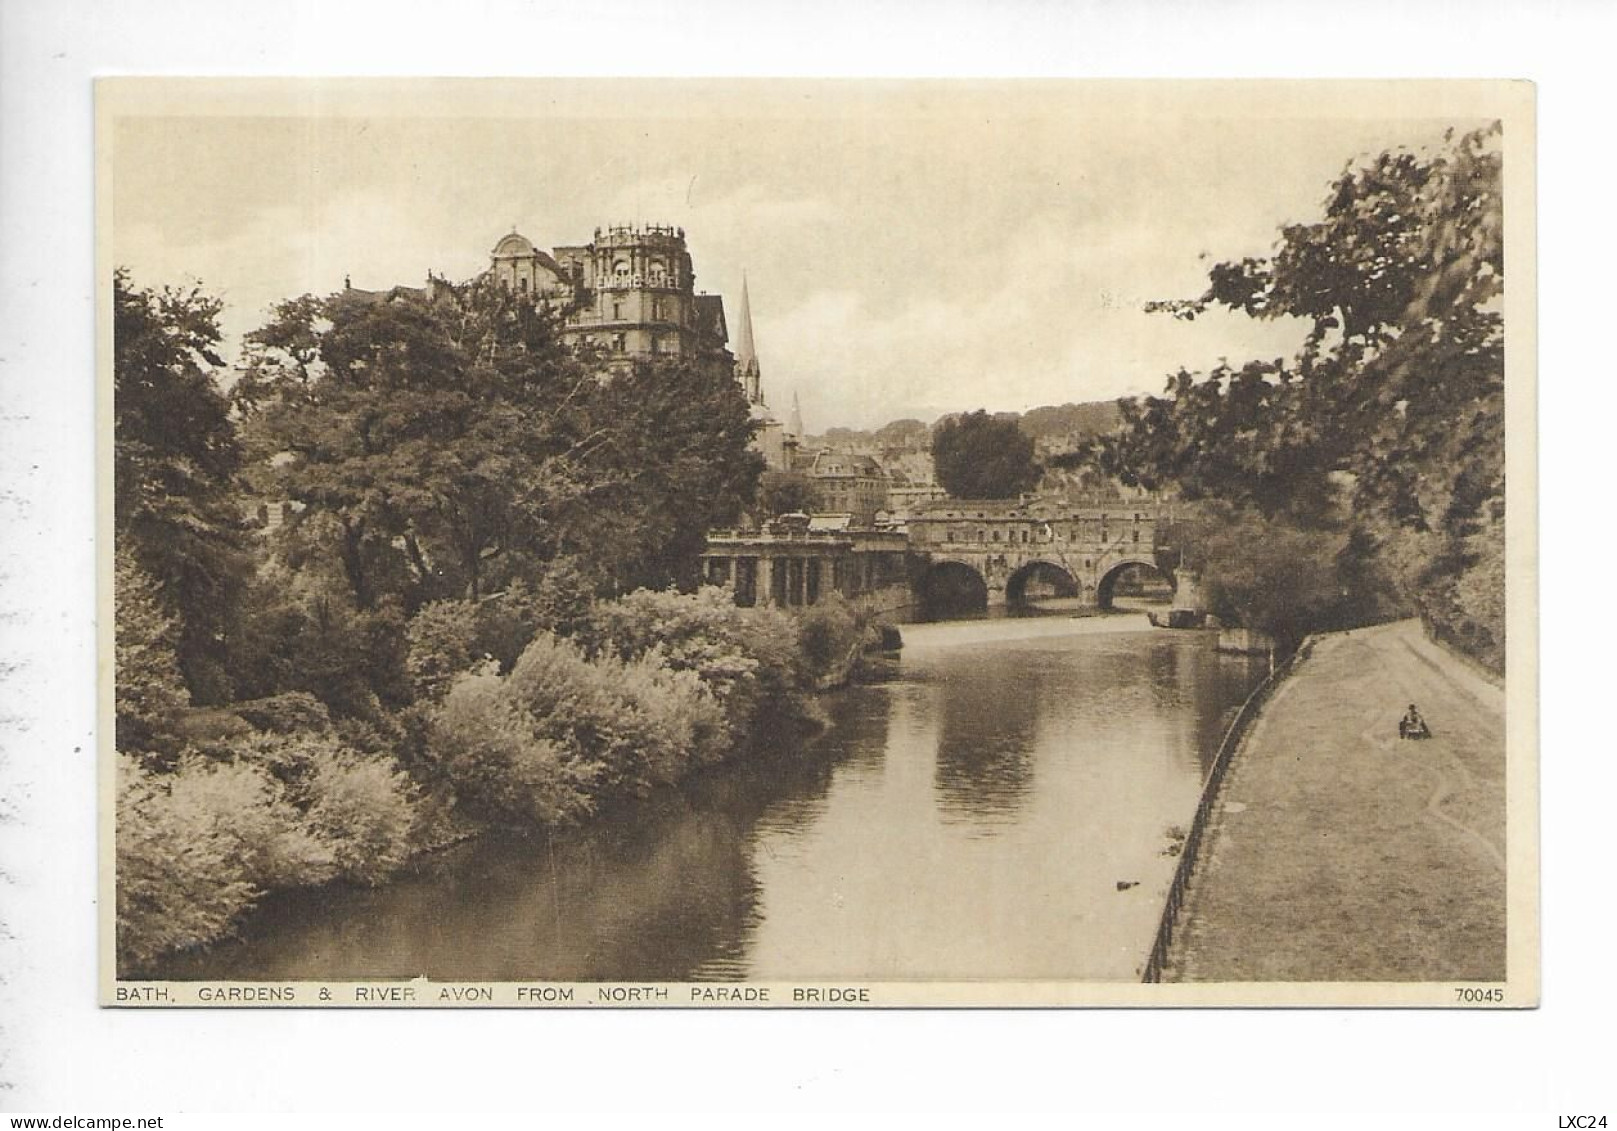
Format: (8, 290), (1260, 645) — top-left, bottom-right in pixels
(884, 481), (950, 520)
(489, 231), (796, 472)
(346, 225), (802, 472)
(487, 224), (734, 383)
(804, 450), (889, 527)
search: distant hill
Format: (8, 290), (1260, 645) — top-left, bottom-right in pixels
(806, 400), (1123, 453)
(1017, 401), (1124, 445)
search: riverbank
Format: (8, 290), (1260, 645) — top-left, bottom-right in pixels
(118, 586), (879, 974)
(1165, 618), (1506, 982)
(149, 607), (1260, 982)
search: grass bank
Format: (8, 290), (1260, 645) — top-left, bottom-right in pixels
(1164, 619), (1505, 982)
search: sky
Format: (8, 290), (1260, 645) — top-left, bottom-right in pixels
(109, 81), (1482, 431)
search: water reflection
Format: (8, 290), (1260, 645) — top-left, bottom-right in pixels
(932, 652), (1039, 831)
(154, 619), (1267, 983)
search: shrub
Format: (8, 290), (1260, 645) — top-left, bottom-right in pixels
(478, 558), (600, 664)
(113, 547), (189, 756)
(578, 586), (811, 744)
(432, 662), (598, 826)
(431, 628), (733, 827)
(406, 599), (481, 703)
(303, 753), (420, 884)
(115, 754), (334, 970)
(501, 634), (710, 796)
(116, 729), (423, 967)
(796, 595), (864, 682)
(230, 691), (332, 735)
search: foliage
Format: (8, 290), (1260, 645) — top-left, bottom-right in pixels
(114, 545), (190, 755)
(405, 598), (482, 703)
(405, 557), (605, 702)
(1178, 505), (1351, 649)
(1096, 125), (1505, 659)
(503, 633), (722, 795)
(872, 418), (931, 449)
(430, 663), (596, 827)
(302, 752), (421, 884)
(237, 281), (567, 607)
(756, 470), (823, 517)
(931, 409), (1042, 499)
(116, 724), (423, 968)
(577, 586), (811, 744)
(237, 284), (762, 609)
(114, 269), (252, 703)
(1098, 362), (1342, 526)
(430, 586), (821, 829)
(431, 633), (727, 826)
(228, 692), (332, 735)
(115, 754), (333, 970)
(796, 595), (866, 683)
(477, 558), (602, 665)
(228, 567), (412, 721)
(581, 357), (764, 591)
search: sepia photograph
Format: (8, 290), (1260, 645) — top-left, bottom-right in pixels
(98, 78), (1534, 1006)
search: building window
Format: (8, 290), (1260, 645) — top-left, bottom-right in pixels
(613, 334), (625, 352)
(519, 277), (529, 294)
(613, 300), (623, 320)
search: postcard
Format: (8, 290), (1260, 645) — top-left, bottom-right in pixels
(99, 78), (1536, 1007)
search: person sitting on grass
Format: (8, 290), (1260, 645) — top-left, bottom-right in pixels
(1399, 703), (1432, 740)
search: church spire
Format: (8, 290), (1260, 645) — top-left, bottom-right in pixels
(788, 391), (805, 438)
(735, 272), (758, 367)
(734, 271), (763, 406)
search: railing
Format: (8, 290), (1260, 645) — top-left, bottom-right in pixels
(1140, 635), (1316, 983)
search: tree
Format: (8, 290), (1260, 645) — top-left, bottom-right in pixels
(238, 279), (608, 609)
(1127, 124), (1502, 530)
(756, 470), (823, 517)
(239, 281), (763, 607)
(1099, 125), (1506, 659)
(1096, 361), (1342, 526)
(114, 269), (252, 703)
(1177, 504), (1350, 650)
(113, 546), (190, 756)
(930, 409), (1041, 499)
(581, 356), (764, 591)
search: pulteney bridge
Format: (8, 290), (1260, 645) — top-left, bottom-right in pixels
(905, 497), (1185, 611)
(701, 496), (1197, 616)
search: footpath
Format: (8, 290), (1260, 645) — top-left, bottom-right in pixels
(1170, 619), (1507, 982)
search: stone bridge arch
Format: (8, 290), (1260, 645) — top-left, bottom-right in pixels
(918, 559), (989, 616)
(1004, 559), (1081, 604)
(1095, 555), (1171, 609)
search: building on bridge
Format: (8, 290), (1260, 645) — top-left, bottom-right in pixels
(905, 497), (1173, 609)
